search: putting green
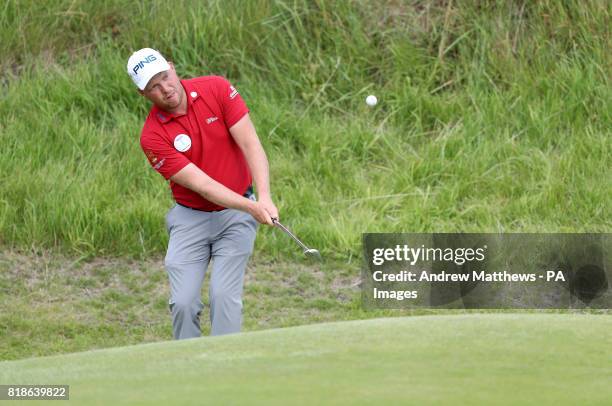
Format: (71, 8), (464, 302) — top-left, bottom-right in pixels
(1, 314), (610, 405)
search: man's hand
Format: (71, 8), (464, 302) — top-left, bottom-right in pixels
(247, 200), (275, 225)
(258, 195), (279, 223)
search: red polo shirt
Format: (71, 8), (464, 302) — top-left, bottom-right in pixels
(140, 76), (251, 211)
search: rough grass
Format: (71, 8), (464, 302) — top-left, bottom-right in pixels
(0, 0), (609, 260)
(0, 248), (367, 360)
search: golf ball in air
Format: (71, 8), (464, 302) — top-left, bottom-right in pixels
(366, 95), (378, 107)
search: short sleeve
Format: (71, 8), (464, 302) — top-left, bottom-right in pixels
(214, 77), (249, 128)
(140, 131), (191, 180)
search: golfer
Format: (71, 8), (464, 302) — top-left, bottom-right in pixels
(127, 48), (278, 339)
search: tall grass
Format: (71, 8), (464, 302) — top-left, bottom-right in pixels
(0, 0), (610, 259)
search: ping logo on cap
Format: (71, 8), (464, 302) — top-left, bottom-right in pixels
(133, 55), (158, 75)
(127, 48), (170, 90)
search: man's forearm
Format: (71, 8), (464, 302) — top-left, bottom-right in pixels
(170, 163), (254, 211)
(229, 114), (272, 200)
(242, 142), (271, 199)
(196, 178), (254, 211)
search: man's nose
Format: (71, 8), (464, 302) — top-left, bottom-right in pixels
(160, 83), (173, 95)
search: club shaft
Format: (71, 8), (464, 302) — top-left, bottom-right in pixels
(274, 221), (310, 251)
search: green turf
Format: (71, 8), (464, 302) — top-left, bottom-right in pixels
(1, 314), (610, 405)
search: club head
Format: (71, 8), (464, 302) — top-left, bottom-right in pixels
(272, 218), (322, 261)
(304, 248), (322, 261)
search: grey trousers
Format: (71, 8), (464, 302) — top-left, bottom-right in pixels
(164, 200), (258, 339)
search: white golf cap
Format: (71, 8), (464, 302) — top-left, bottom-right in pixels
(126, 48), (170, 90)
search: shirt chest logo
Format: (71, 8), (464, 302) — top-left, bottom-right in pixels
(174, 134), (192, 152)
(206, 116), (218, 124)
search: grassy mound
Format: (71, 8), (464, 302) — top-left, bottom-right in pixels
(2, 314), (611, 405)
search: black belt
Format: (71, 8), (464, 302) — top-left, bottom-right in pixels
(177, 186), (253, 212)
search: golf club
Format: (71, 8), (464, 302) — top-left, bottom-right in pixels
(272, 218), (321, 260)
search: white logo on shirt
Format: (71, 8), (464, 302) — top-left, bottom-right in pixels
(206, 116), (218, 124)
(229, 85), (238, 99)
(174, 134), (191, 152)
(154, 158), (165, 169)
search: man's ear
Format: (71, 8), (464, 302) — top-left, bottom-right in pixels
(168, 61), (175, 72)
